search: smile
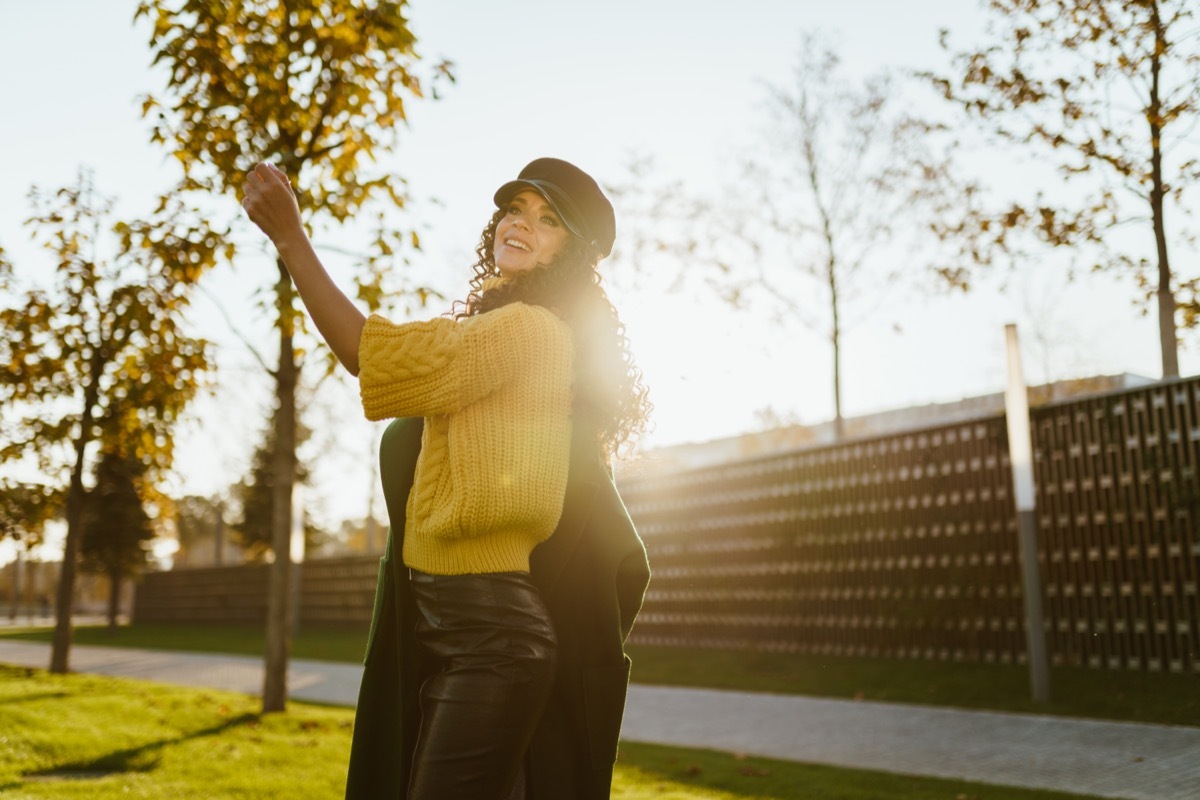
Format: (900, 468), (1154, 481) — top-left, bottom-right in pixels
(504, 239), (532, 252)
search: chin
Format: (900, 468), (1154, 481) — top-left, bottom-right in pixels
(498, 261), (534, 277)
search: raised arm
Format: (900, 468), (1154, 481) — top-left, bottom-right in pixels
(241, 162), (365, 375)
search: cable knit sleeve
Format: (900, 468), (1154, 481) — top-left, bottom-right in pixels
(358, 302), (570, 420)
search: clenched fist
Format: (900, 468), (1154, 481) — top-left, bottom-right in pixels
(241, 162), (304, 246)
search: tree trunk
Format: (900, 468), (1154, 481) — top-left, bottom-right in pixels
(808, 146), (846, 442)
(263, 258), (298, 713)
(1149, 0), (1179, 379)
(831, 314), (844, 441)
(825, 249), (844, 441)
(51, 449), (87, 672)
(107, 566), (121, 632)
(50, 379), (100, 674)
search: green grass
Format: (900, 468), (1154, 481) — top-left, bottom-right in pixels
(0, 664), (353, 799)
(0, 622), (370, 663)
(3, 624), (1197, 727)
(0, 666), (1112, 800)
(623, 644), (1200, 728)
(613, 742), (1109, 800)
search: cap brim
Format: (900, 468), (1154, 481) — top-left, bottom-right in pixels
(494, 179), (586, 240)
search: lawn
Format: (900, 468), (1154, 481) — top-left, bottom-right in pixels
(2, 623), (1196, 727)
(0, 665), (1111, 800)
(0, 621), (371, 664)
(624, 644), (1200, 728)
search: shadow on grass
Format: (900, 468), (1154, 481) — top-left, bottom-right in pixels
(23, 712), (260, 782)
(1, 690), (72, 705)
(618, 742), (802, 799)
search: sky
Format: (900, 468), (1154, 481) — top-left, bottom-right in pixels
(2, 1), (1197, 562)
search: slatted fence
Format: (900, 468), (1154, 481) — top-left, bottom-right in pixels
(622, 416), (1029, 662)
(133, 378), (1200, 672)
(1032, 381), (1200, 671)
(623, 377), (1200, 672)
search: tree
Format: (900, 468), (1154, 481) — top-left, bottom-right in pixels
(926, 0), (1200, 378)
(0, 479), (62, 621)
(614, 37), (952, 440)
(79, 449), (154, 632)
(231, 413), (327, 561)
(0, 481), (61, 549)
(0, 171), (217, 673)
(137, 0), (452, 711)
(0, 251), (61, 548)
(174, 494), (230, 566)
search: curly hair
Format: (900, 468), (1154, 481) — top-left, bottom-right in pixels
(453, 208), (652, 459)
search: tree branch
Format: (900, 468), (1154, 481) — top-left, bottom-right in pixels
(195, 281), (277, 377)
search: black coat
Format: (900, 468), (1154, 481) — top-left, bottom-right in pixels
(344, 418), (651, 799)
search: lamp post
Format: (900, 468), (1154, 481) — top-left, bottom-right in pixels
(1004, 324), (1051, 703)
(290, 485), (305, 638)
(9, 546), (23, 621)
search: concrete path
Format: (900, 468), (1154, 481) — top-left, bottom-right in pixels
(4, 640), (1199, 800)
(0, 639), (363, 706)
(622, 684), (1200, 800)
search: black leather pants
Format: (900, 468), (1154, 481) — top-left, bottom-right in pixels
(406, 569), (557, 800)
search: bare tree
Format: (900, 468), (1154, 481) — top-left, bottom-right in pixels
(926, 0), (1200, 378)
(613, 36), (953, 440)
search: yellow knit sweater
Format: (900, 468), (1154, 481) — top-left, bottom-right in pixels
(358, 297), (575, 575)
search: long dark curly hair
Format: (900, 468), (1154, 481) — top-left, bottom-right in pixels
(453, 208), (651, 459)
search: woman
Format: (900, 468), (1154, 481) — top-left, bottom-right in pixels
(242, 157), (651, 799)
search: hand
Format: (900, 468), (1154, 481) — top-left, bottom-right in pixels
(241, 162), (304, 246)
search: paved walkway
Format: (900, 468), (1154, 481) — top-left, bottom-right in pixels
(4, 640), (1199, 800)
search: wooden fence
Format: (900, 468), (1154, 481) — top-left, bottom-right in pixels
(134, 557), (378, 630)
(133, 377), (1200, 672)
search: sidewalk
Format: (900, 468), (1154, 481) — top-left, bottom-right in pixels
(4, 640), (1199, 800)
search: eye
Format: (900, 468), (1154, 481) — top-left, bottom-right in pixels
(505, 203), (522, 216)
(540, 214), (560, 227)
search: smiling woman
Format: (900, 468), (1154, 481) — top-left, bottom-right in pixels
(243, 155), (652, 800)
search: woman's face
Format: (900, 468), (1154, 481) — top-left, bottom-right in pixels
(493, 190), (571, 277)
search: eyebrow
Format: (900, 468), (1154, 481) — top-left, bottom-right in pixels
(510, 194), (559, 218)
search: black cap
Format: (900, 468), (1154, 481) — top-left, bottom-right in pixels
(494, 157), (616, 258)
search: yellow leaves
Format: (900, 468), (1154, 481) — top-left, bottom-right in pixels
(355, 280), (383, 312)
(152, 12), (171, 40)
(2, 170), (213, 490)
(108, 0), (451, 431)
(142, 0), (434, 210)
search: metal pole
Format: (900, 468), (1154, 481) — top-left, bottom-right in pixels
(290, 485), (305, 638)
(9, 547), (22, 622)
(214, 502), (225, 567)
(367, 431), (380, 553)
(1004, 324), (1051, 703)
